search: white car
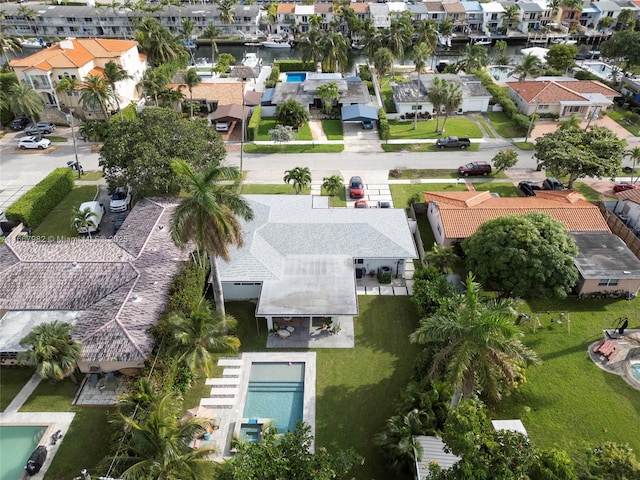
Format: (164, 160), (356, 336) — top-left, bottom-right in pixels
(110, 186), (132, 213)
(18, 136), (51, 150)
(215, 121), (231, 132)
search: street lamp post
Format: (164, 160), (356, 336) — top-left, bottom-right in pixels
(66, 108), (82, 179)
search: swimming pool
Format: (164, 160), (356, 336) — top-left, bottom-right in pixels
(0, 425), (47, 480)
(581, 62), (620, 81)
(242, 362), (304, 436)
(488, 65), (516, 82)
(631, 363), (640, 382)
(286, 72), (307, 83)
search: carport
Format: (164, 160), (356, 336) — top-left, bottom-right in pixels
(210, 104), (247, 122)
(341, 104), (379, 123)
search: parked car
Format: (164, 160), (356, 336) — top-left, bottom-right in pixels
(11, 117), (30, 130)
(75, 201), (104, 234)
(110, 186), (132, 212)
(349, 176), (365, 199)
(436, 136), (471, 149)
(24, 122), (56, 135)
(354, 200), (368, 208)
(542, 177), (566, 190)
(518, 181), (541, 197)
(377, 200), (392, 208)
(613, 182), (637, 193)
(215, 121), (231, 132)
(361, 120), (374, 130)
(18, 136), (51, 150)
(457, 161), (492, 176)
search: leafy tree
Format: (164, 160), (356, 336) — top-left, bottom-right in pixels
(600, 30), (640, 75)
(181, 68), (202, 119)
(276, 98), (309, 129)
(214, 423), (361, 480)
(79, 74), (113, 119)
(316, 82), (339, 114)
(463, 213), (578, 298)
(413, 43), (430, 131)
(166, 298), (240, 377)
(170, 159), (254, 317)
(213, 52), (236, 75)
(441, 81), (463, 133)
(18, 321), (82, 383)
(533, 126), (627, 188)
(283, 166), (312, 194)
(322, 174), (343, 198)
(545, 44), (578, 72)
(100, 108), (226, 197)
(8, 83), (44, 125)
(616, 9), (635, 31)
(529, 449), (578, 480)
(71, 205), (98, 238)
(410, 266), (457, 317)
(115, 391), (215, 479)
(269, 124), (295, 145)
(410, 274), (539, 406)
(598, 16), (614, 29)
(491, 148), (518, 172)
(104, 60), (133, 121)
(494, 39), (507, 52)
(429, 77), (447, 133)
(582, 442), (640, 480)
(513, 54), (542, 81)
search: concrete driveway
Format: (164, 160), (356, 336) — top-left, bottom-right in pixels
(530, 116), (634, 140)
(342, 122), (382, 153)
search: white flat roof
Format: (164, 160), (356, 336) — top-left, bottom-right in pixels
(492, 419), (528, 436)
(481, 2), (505, 13)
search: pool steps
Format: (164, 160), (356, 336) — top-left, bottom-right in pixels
(200, 357), (244, 409)
(206, 377), (240, 386)
(222, 367), (241, 377)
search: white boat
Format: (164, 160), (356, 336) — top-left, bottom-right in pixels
(446, 36), (452, 48)
(472, 37), (492, 46)
(21, 38), (44, 49)
(192, 57), (214, 69)
(242, 52), (262, 69)
(551, 38), (577, 45)
(260, 40), (291, 49)
(351, 41), (364, 50)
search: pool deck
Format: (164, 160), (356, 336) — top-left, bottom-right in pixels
(589, 329), (640, 390)
(199, 352), (316, 460)
(266, 316), (355, 348)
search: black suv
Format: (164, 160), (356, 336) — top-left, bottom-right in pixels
(542, 177), (566, 191)
(518, 181), (541, 197)
(11, 117), (30, 130)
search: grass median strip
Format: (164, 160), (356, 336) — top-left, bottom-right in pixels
(382, 143), (480, 152)
(244, 144), (344, 153)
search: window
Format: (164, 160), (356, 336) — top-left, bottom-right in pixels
(598, 279), (620, 286)
(491, 13), (498, 20)
(432, 13), (438, 19)
(564, 106), (581, 114)
(538, 104), (549, 110)
(355, 259), (364, 264)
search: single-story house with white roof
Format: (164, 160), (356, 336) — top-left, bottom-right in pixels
(217, 195), (417, 330)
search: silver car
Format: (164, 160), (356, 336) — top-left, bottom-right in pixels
(18, 136), (51, 150)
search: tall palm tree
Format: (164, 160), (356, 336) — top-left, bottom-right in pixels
(201, 22), (220, 66)
(117, 392), (215, 480)
(362, 24), (385, 60)
(512, 54), (542, 81)
(412, 43), (429, 131)
(410, 274), (540, 406)
(460, 44), (489, 72)
(171, 159), (254, 317)
(373, 47), (394, 86)
(440, 81), (463, 133)
(414, 20), (438, 53)
(626, 146), (640, 184)
(384, 15), (413, 67)
(284, 166), (312, 194)
(18, 320), (82, 383)
(216, 0), (237, 33)
(17, 5), (38, 36)
(181, 68), (201, 119)
(321, 32), (349, 73)
(134, 17), (186, 67)
(428, 77), (447, 133)
(79, 74), (113, 119)
(0, 23), (22, 65)
(167, 298), (240, 377)
(8, 83), (44, 125)
(104, 60), (133, 121)
(502, 5), (520, 32)
(71, 205), (98, 239)
(298, 28), (326, 67)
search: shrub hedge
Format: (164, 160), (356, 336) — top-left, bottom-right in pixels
(5, 168), (74, 228)
(378, 108), (390, 140)
(247, 105), (261, 141)
(165, 260), (207, 315)
(265, 65), (280, 88)
(274, 60), (316, 72)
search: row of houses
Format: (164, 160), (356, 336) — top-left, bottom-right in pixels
(2, 0), (640, 41)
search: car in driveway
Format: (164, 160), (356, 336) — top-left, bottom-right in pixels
(349, 176), (365, 199)
(361, 120), (374, 130)
(18, 136), (51, 150)
(377, 200), (392, 208)
(24, 122), (56, 135)
(11, 117), (30, 130)
(215, 121), (231, 132)
(518, 181), (541, 197)
(542, 177), (566, 190)
(74, 201), (105, 234)
(110, 186), (132, 212)
(613, 182), (637, 193)
(457, 161), (492, 176)
(354, 200), (368, 208)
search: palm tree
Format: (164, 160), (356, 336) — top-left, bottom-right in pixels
(298, 28), (326, 67)
(558, 113), (581, 131)
(171, 159), (253, 317)
(410, 274), (540, 406)
(181, 68), (201, 119)
(55, 76), (79, 108)
(440, 81), (463, 134)
(17, 5), (38, 36)
(0, 23), (22, 65)
(502, 5), (520, 32)
(374, 410), (424, 473)
(322, 175), (343, 198)
(18, 320), (82, 383)
(626, 146), (640, 184)
(512, 54), (542, 81)
(373, 48), (394, 87)
(412, 43), (429, 131)
(138, 68), (171, 107)
(201, 22), (220, 66)
(72, 206), (98, 239)
(167, 298), (240, 377)
(134, 17), (186, 67)
(414, 20), (438, 53)
(104, 60), (133, 121)
(117, 392), (215, 480)
(284, 166), (312, 194)
(428, 77), (447, 133)
(321, 32), (349, 73)
(8, 83), (44, 126)
(79, 74), (112, 119)
(424, 243), (458, 274)
(216, 0), (237, 33)
(561, 0), (583, 27)
(362, 24), (385, 60)
(460, 44), (489, 72)
(384, 15), (413, 68)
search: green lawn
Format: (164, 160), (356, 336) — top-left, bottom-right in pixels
(388, 169), (507, 180)
(20, 377), (112, 479)
(0, 366), (35, 411)
(513, 141), (535, 150)
(322, 120), (343, 140)
(474, 182), (520, 197)
(379, 76), (409, 113)
(607, 108), (640, 136)
(571, 182), (615, 202)
(80, 170), (104, 181)
(388, 117), (483, 140)
(487, 111), (526, 138)
(476, 116), (496, 138)
(244, 144), (343, 154)
(391, 183), (468, 209)
(320, 186), (347, 207)
(45, 136), (68, 142)
(495, 297), (640, 461)
(33, 185), (98, 238)
(255, 119), (312, 141)
(240, 184), (311, 195)
(382, 143), (480, 152)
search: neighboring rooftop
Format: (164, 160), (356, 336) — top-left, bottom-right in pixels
(571, 232), (640, 279)
(507, 80), (618, 103)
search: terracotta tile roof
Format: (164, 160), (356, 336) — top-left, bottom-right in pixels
(616, 189), (640, 204)
(87, 67), (104, 78)
(9, 38), (138, 71)
(423, 190), (610, 239)
(507, 80), (618, 104)
(443, 2), (466, 13)
(168, 81), (244, 105)
(315, 3), (332, 13)
(350, 2), (369, 13)
(277, 3), (296, 14)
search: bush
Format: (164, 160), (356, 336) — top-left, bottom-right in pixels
(265, 65), (280, 88)
(539, 112), (560, 119)
(378, 108), (390, 140)
(377, 267), (392, 284)
(358, 64), (372, 82)
(274, 60), (315, 72)
(512, 113), (531, 132)
(5, 168), (74, 228)
(574, 70), (600, 81)
(247, 106), (261, 141)
(165, 260), (207, 315)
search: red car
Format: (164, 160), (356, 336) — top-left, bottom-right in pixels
(349, 176), (365, 199)
(614, 182), (637, 193)
(354, 200), (368, 208)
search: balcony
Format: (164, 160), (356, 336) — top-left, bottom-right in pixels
(31, 81), (53, 90)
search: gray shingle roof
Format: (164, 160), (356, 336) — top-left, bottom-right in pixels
(0, 198), (188, 364)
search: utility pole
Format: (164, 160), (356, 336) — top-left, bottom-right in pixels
(66, 108), (82, 179)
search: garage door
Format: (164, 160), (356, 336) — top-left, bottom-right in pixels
(464, 99), (486, 112)
(223, 282), (262, 301)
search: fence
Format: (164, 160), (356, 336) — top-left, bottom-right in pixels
(599, 203), (640, 259)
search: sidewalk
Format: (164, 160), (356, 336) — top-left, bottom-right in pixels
(3, 372), (41, 413)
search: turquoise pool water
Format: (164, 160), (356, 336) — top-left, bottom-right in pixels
(632, 363), (640, 382)
(0, 425), (47, 480)
(286, 72), (307, 83)
(488, 66), (516, 82)
(242, 362), (304, 437)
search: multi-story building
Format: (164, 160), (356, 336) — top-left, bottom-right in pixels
(276, 3), (296, 35)
(480, 2), (505, 35)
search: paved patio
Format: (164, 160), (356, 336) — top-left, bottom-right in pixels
(73, 374), (130, 406)
(589, 329), (640, 391)
(266, 316), (355, 348)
